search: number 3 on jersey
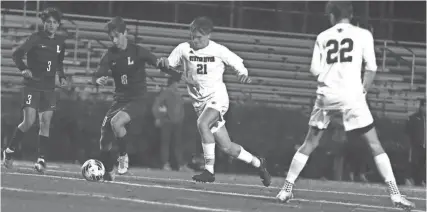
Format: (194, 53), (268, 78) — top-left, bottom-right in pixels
(326, 38), (353, 64)
(121, 74), (128, 85)
(197, 64), (207, 75)
(47, 61), (51, 71)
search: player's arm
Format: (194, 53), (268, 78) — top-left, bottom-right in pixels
(157, 44), (183, 79)
(12, 33), (39, 78)
(92, 50), (111, 86)
(57, 43), (67, 83)
(361, 31), (378, 93)
(221, 46), (251, 84)
(310, 38), (322, 77)
(139, 44), (181, 79)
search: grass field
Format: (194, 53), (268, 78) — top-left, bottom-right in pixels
(2, 161), (426, 212)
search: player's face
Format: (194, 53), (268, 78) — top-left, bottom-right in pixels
(109, 30), (127, 49)
(43, 16), (60, 35)
(191, 30), (210, 50)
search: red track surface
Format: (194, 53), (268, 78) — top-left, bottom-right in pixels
(2, 161), (426, 212)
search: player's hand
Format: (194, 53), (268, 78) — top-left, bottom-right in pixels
(157, 57), (170, 69)
(237, 74), (252, 84)
(96, 76), (108, 86)
(159, 105), (167, 113)
(21, 70), (33, 79)
(59, 76), (68, 87)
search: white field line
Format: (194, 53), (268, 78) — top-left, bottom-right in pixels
(3, 171), (425, 212)
(1, 186), (241, 212)
(12, 166), (426, 201)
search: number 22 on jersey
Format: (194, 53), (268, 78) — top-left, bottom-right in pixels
(326, 38), (353, 64)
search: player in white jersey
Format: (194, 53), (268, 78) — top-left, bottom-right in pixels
(276, 2), (415, 210)
(157, 16), (271, 186)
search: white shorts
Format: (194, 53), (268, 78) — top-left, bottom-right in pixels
(193, 90), (229, 133)
(309, 98), (374, 132)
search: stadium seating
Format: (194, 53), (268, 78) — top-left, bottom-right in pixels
(1, 11), (426, 120)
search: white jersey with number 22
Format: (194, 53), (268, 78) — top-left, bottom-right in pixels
(310, 23), (378, 109)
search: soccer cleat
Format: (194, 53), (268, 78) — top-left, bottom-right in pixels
(192, 169), (215, 183)
(391, 195), (415, 211)
(103, 170), (115, 182)
(3, 148), (15, 169)
(276, 180), (294, 203)
(258, 157), (271, 187)
(34, 158), (46, 174)
(117, 153), (129, 175)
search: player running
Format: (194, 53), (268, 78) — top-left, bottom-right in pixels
(276, 2), (415, 211)
(93, 17), (179, 180)
(3, 8), (67, 173)
(157, 17), (271, 186)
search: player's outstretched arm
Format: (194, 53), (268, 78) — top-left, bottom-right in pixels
(12, 33), (39, 78)
(220, 46), (251, 84)
(361, 31), (378, 93)
(57, 43), (67, 86)
(92, 50), (111, 86)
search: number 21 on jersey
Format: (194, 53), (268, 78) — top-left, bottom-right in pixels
(196, 64), (207, 75)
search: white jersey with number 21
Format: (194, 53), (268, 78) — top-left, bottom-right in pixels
(167, 40), (248, 102)
(310, 23), (378, 109)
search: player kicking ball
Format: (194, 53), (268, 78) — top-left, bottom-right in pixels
(276, 2), (415, 211)
(3, 8), (67, 173)
(93, 17), (180, 180)
(157, 17), (271, 186)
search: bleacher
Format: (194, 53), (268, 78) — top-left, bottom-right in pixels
(2, 9), (426, 120)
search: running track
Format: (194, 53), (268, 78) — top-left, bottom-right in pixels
(2, 161), (426, 212)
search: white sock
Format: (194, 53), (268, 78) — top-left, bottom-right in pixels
(285, 152), (309, 184)
(374, 153), (400, 195)
(202, 143), (215, 174)
(237, 146), (260, 168)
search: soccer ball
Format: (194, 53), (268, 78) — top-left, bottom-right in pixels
(81, 159), (105, 182)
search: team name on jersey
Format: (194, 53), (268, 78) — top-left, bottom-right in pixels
(189, 56), (215, 63)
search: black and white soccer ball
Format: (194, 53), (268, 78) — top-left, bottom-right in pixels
(81, 159), (105, 182)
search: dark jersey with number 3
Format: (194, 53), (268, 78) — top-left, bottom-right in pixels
(94, 43), (158, 101)
(12, 31), (66, 91)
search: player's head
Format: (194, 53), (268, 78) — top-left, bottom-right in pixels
(105, 16), (128, 49)
(190, 16), (213, 50)
(325, 1), (353, 26)
(40, 7), (62, 35)
(419, 98), (426, 116)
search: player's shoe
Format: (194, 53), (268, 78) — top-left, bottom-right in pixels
(391, 195), (415, 211)
(117, 153), (129, 175)
(276, 180), (294, 203)
(3, 148), (15, 169)
(192, 169), (215, 183)
(34, 158), (46, 174)
(103, 170), (115, 181)
(258, 157), (271, 187)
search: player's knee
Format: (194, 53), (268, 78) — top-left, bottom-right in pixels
(110, 116), (122, 131)
(21, 111), (36, 129)
(196, 118), (210, 132)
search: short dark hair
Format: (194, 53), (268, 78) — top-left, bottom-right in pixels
(325, 1), (353, 21)
(190, 16), (214, 35)
(40, 7), (62, 23)
(105, 16), (126, 34)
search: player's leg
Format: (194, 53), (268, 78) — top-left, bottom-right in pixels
(277, 107), (328, 202)
(160, 122), (173, 170)
(3, 88), (39, 168)
(214, 125), (271, 187)
(99, 116), (116, 181)
(345, 106), (415, 210)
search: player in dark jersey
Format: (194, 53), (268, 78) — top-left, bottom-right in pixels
(3, 8), (67, 173)
(93, 17), (178, 180)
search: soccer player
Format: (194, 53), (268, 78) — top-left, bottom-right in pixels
(93, 17), (178, 180)
(157, 17), (271, 186)
(276, 2), (415, 210)
(2, 8), (67, 173)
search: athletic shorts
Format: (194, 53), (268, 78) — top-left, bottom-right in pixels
(101, 98), (149, 133)
(309, 96), (374, 132)
(22, 87), (56, 112)
(192, 89), (229, 133)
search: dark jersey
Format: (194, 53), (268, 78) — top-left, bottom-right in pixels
(12, 31), (66, 91)
(93, 43), (158, 101)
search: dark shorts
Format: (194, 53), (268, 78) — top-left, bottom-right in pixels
(101, 98), (149, 134)
(22, 87), (56, 112)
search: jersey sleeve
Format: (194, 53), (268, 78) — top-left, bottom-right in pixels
(12, 33), (40, 71)
(310, 37), (322, 76)
(57, 42), (66, 78)
(362, 31), (378, 72)
(167, 44), (183, 69)
(137, 45), (158, 67)
(92, 50), (111, 83)
(220, 45), (248, 76)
